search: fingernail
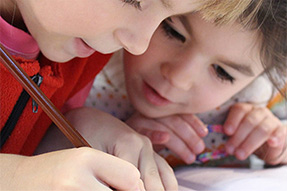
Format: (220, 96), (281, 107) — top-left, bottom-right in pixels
(226, 145), (234, 155)
(269, 137), (279, 146)
(195, 142), (204, 154)
(200, 127), (208, 136)
(154, 132), (167, 142)
(186, 154), (195, 164)
(236, 149), (246, 160)
(225, 124), (233, 135)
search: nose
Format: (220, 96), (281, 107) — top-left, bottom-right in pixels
(114, 14), (163, 55)
(114, 28), (151, 55)
(161, 46), (206, 91)
(161, 63), (194, 91)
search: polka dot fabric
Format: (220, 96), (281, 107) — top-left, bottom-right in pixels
(85, 51), (135, 120)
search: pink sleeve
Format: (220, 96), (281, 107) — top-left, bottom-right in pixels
(61, 80), (94, 113)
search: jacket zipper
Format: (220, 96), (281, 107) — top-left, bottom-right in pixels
(0, 74), (43, 149)
(31, 74), (43, 113)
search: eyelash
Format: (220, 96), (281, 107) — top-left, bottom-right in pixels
(122, 0), (142, 10)
(161, 19), (234, 84)
(212, 64), (235, 84)
(161, 19), (186, 43)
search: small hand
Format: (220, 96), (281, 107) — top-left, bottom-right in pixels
(127, 112), (208, 164)
(223, 103), (287, 165)
(66, 107), (178, 191)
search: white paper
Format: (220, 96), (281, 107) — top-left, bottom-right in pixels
(175, 166), (287, 191)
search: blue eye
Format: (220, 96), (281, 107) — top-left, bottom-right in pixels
(212, 64), (235, 84)
(122, 0), (142, 10)
(161, 18), (186, 43)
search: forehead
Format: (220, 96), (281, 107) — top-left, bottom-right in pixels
(187, 13), (263, 72)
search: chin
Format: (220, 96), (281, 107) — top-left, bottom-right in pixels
(136, 106), (169, 118)
(94, 45), (122, 54)
(48, 56), (74, 63)
(41, 49), (75, 63)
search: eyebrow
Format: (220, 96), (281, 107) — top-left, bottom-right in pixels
(177, 14), (255, 77)
(161, 0), (172, 9)
(220, 59), (255, 76)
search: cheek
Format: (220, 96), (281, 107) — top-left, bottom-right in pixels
(123, 53), (142, 77)
(123, 54), (146, 96)
(124, 50), (158, 75)
(31, 1), (114, 36)
(189, 87), (237, 113)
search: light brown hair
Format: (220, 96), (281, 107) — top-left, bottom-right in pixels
(199, 0), (263, 24)
(241, 0), (287, 98)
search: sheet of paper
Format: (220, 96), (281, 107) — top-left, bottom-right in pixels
(175, 165), (287, 191)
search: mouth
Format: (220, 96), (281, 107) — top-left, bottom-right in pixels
(143, 82), (171, 106)
(75, 38), (95, 57)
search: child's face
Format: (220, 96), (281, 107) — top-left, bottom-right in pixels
(124, 13), (264, 118)
(16, 0), (202, 62)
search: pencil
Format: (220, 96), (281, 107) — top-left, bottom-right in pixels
(0, 43), (91, 148)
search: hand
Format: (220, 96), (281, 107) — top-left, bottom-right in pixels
(65, 107), (178, 191)
(0, 148), (144, 191)
(126, 112), (208, 164)
(223, 103), (287, 165)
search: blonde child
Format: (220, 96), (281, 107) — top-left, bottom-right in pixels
(85, 0), (287, 167)
(0, 0), (262, 190)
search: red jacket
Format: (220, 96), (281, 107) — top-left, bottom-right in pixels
(0, 52), (111, 155)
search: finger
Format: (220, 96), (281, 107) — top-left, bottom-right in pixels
(226, 107), (267, 154)
(223, 103), (253, 135)
(81, 173), (113, 191)
(234, 117), (277, 160)
(267, 125), (286, 147)
(264, 127), (287, 165)
(154, 153), (178, 191)
(117, 179), (146, 191)
(181, 114), (208, 137)
(113, 133), (142, 168)
(139, 129), (170, 144)
(138, 179), (146, 191)
(132, 117), (172, 144)
(164, 133), (196, 164)
(264, 145), (287, 165)
(271, 146), (287, 165)
(138, 139), (165, 191)
(90, 149), (142, 191)
(257, 139), (287, 166)
(159, 116), (205, 155)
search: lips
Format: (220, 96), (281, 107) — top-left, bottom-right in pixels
(143, 82), (171, 106)
(74, 38), (95, 57)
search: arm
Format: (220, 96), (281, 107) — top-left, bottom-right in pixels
(126, 112), (208, 164)
(223, 103), (287, 165)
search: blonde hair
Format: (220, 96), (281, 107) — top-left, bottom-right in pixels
(199, 0), (263, 24)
